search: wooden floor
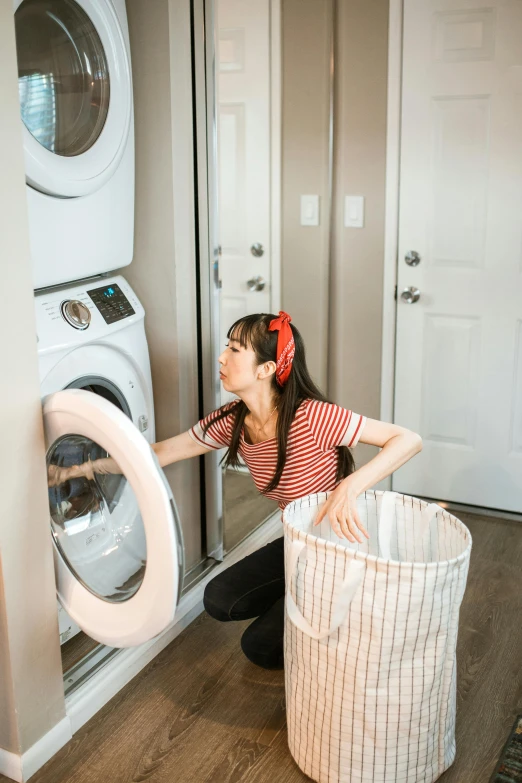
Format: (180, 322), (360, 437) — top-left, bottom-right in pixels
(8, 509), (521, 783)
(61, 631), (101, 675)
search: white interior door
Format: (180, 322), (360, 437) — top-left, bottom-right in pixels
(44, 389), (184, 647)
(216, 0), (271, 405)
(393, 1), (522, 512)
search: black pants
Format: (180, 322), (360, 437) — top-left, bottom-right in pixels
(203, 536), (285, 669)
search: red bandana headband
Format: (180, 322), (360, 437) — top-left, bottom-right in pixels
(268, 311), (295, 387)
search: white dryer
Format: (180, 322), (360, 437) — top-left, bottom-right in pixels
(15, 0), (134, 290)
(36, 276), (184, 648)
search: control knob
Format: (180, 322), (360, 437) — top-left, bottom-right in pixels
(61, 300), (91, 330)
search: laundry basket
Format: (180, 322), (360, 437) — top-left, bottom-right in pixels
(282, 490), (472, 783)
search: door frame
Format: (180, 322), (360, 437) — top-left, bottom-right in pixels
(193, 0), (282, 560)
(269, 0), (282, 312)
(380, 0), (403, 492)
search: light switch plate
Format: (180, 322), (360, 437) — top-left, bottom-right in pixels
(344, 195), (365, 228)
(300, 195), (320, 226)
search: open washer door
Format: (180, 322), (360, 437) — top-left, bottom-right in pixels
(44, 389), (184, 648)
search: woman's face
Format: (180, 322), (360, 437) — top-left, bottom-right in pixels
(218, 336), (259, 394)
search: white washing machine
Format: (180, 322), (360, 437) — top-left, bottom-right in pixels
(15, 0), (134, 290)
(36, 276), (184, 648)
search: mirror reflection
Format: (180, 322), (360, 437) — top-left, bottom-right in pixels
(216, 0), (280, 551)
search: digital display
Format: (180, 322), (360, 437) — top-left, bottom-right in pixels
(87, 283), (135, 325)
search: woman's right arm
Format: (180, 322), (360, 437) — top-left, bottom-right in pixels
(152, 431), (211, 466)
(48, 431), (211, 486)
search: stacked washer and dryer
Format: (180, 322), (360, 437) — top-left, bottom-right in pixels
(14, 0), (183, 649)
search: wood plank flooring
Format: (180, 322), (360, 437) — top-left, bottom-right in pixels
(5, 509), (520, 783)
(61, 632), (101, 675)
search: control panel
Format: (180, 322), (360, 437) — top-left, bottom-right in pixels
(86, 283), (136, 325)
(35, 276), (144, 350)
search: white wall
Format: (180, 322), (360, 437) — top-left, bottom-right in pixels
(0, 3), (66, 759)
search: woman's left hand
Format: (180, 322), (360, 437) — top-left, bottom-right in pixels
(313, 477), (370, 542)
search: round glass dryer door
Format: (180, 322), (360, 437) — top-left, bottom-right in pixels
(14, 0), (132, 197)
(44, 389), (184, 648)
(16, 0), (110, 157)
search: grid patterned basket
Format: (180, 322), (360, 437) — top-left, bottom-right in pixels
(282, 490), (472, 783)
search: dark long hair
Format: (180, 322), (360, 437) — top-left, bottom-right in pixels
(203, 314), (355, 494)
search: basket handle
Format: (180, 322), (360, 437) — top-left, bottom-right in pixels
(378, 491), (441, 560)
(286, 539), (365, 640)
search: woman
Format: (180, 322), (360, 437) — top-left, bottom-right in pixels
(50, 311), (422, 669)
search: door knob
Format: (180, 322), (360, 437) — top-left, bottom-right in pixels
(405, 250), (421, 266)
(247, 275), (266, 292)
(400, 286), (421, 304)
(250, 243), (264, 257)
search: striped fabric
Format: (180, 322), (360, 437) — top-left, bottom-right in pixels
(188, 399), (367, 509)
(283, 491), (472, 783)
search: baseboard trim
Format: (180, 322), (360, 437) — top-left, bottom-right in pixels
(0, 716), (72, 783)
(0, 748), (22, 783)
(418, 496), (522, 523)
(22, 718), (72, 782)
(66, 512), (283, 735)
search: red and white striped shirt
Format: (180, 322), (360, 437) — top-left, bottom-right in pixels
(188, 399), (367, 510)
